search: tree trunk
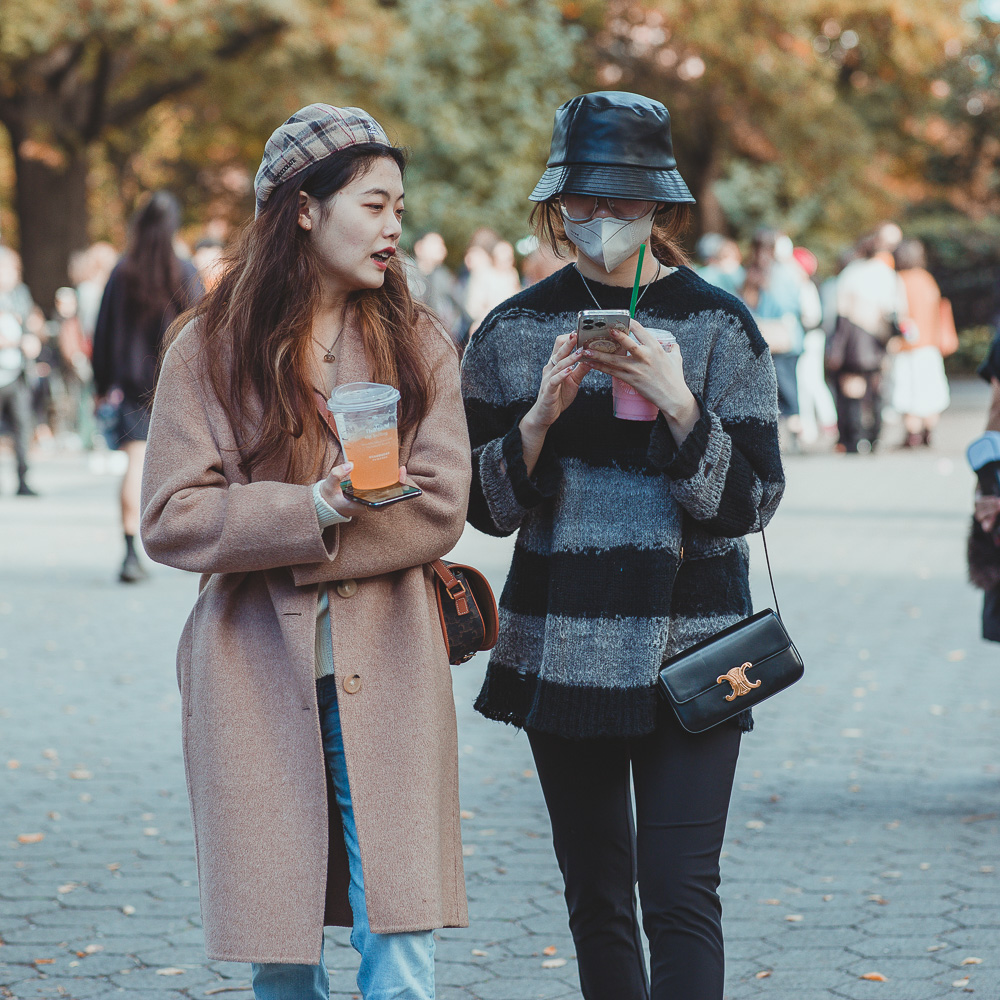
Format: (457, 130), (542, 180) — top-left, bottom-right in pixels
(13, 143), (90, 312)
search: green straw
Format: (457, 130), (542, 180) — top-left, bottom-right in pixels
(628, 243), (647, 318)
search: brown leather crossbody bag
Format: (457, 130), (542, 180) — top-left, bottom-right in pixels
(313, 391), (498, 665)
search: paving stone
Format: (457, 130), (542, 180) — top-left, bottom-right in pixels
(1, 382), (998, 999)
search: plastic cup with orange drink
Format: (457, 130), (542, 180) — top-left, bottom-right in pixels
(329, 382), (402, 490)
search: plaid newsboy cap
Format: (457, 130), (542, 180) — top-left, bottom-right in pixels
(254, 104), (390, 217)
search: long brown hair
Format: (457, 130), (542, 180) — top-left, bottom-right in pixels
(530, 199), (691, 268)
(121, 191), (190, 325)
(167, 144), (433, 483)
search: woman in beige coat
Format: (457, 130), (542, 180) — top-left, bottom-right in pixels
(140, 105), (471, 1000)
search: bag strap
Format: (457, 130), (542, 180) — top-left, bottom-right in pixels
(313, 390), (341, 441)
(760, 528), (782, 620)
(429, 559), (469, 615)
(679, 513), (782, 620)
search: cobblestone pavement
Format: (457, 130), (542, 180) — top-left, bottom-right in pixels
(2, 381), (999, 1000)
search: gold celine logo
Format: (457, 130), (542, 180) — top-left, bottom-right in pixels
(717, 661), (760, 701)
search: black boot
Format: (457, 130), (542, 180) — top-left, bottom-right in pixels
(119, 534), (148, 583)
(16, 479), (38, 496)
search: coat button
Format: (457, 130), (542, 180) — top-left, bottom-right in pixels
(335, 579), (358, 598)
(343, 674), (362, 695)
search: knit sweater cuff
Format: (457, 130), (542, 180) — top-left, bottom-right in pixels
(500, 416), (562, 509)
(647, 394), (712, 478)
(312, 481), (352, 529)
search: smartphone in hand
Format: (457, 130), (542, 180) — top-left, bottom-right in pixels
(341, 482), (423, 508)
(576, 309), (634, 355)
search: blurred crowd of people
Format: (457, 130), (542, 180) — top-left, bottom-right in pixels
(407, 226), (563, 346)
(695, 221), (958, 455)
(0, 206), (965, 567)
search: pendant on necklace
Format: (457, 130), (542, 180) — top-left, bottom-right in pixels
(323, 352), (336, 363)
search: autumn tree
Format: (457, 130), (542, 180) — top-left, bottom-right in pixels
(0, 0), (380, 307)
(567, 0), (976, 262)
(337, 0), (583, 253)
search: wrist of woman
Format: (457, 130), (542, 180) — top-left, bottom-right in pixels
(658, 388), (698, 423)
(520, 407), (550, 439)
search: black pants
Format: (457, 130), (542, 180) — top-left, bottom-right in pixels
(835, 373), (882, 452)
(527, 710), (741, 1000)
(0, 376), (33, 481)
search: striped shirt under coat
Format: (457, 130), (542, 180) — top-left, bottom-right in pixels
(461, 264), (785, 740)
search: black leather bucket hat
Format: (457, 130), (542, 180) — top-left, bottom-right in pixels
(529, 91), (695, 204)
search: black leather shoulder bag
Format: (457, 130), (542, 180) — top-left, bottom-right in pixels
(657, 530), (803, 733)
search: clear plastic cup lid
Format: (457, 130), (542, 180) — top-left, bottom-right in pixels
(328, 382), (401, 413)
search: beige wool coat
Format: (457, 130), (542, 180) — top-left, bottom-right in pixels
(140, 315), (472, 964)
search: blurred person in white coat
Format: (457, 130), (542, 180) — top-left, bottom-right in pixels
(792, 246), (837, 446)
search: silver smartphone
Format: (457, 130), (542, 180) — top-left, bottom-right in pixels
(576, 309), (633, 355)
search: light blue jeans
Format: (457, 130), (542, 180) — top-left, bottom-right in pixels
(251, 675), (436, 1000)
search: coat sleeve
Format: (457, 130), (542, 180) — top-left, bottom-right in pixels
(140, 340), (336, 574)
(461, 312), (561, 537)
(647, 307), (785, 537)
(289, 330), (471, 586)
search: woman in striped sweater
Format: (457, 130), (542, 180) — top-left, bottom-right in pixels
(461, 92), (784, 1000)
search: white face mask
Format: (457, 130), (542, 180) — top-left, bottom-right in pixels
(563, 210), (655, 273)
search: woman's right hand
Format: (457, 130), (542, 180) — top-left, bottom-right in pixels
(319, 461), (367, 518)
(523, 331), (590, 431)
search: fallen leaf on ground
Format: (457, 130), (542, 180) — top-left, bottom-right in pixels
(522, 770), (534, 778)
(57, 884), (77, 894)
(762, 898), (781, 905)
(868, 894), (890, 905)
(82, 944), (103, 955)
(156, 967), (186, 975)
(121, 905), (135, 915)
(541, 958), (567, 969)
(823, 894), (834, 902)
(947, 650), (966, 662)
(7, 760), (20, 769)
(756, 970), (772, 979)
(928, 945), (947, 952)
(33, 959), (55, 965)
(460, 810), (474, 820)
(961, 813), (998, 824)
(47, 811), (60, 821)
(142, 828), (159, 836)
(543, 946), (557, 956)
(462, 846), (475, 856)
(17, 833), (44, 844)
(69, 769), (93, 780)
(746, 820), (765, 830)
(107, 863), (120, 871)
(860, 972), (887, 981)
(981, 865), (995, 873)
(471, 949), (488, 957)
(961, 958), (983, 965)
(784, 914), (803, 922)
(952, 978), (970, 988)
(42, 749), (58, 760)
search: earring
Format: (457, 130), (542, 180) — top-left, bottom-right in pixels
(301, 219), (312, 230)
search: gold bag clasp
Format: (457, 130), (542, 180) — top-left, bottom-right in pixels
(717, 661), (761, 702)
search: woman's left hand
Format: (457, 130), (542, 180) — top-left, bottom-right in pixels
(580, 320), (700, 440)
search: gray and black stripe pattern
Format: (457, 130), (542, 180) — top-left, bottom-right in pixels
(461, 264), (784, 739)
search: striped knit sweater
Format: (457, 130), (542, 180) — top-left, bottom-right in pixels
(461, 264), (785, 739)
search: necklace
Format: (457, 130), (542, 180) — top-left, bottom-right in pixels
(575, 261), (662, 312)
(312, 329), (343, 364)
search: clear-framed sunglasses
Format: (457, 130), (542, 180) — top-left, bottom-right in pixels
(559, 194), (657, 223)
